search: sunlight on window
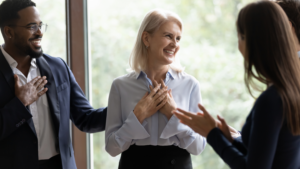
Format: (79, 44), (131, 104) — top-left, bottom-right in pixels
(88, 0), (254, 168)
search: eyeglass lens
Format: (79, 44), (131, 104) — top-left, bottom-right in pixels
(40, 24), (47, 33)
(34, 24), (47, 33)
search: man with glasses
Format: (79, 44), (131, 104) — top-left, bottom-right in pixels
(0, 0), (107, 169)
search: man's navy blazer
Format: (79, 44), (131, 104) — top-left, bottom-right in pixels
(0, 51), (107, 169)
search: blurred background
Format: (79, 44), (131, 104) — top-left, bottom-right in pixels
(88, 0), (255, 169)
(0, 0), (259, 168)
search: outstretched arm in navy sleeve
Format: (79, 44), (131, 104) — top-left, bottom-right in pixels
(207, 88), (283, 169)
(61, 59), (107, 133)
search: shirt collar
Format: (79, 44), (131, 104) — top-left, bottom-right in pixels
(135, 71), (144, 79)
(1, 44), (37, 69)
(168, 68), (176, 80)
(136, 68), (176, 80)
(30, 58), (37, 68)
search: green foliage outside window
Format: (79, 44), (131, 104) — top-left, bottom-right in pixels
(0, 0), (262, 168)
(89, 0), (256, 168)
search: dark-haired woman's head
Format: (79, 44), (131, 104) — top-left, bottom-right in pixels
(0, 0), (44, 58)
(237, 1), (300, 135)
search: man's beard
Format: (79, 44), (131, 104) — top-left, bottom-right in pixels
(14, 35), (44, 58)
(28, 46), (43, 59)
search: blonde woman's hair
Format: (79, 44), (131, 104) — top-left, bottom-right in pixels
(129, 9), (184, 72)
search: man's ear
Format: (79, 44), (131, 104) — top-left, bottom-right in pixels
(3, 26), (14, 39)
(142, 31), (150, 48)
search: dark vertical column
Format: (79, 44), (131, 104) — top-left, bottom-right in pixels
(66, 0), (88, 168)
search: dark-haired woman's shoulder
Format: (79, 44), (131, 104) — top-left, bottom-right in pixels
(242, 85), (283, 145)
(253, 85), (283, 117)
(242, 86), (300, 169)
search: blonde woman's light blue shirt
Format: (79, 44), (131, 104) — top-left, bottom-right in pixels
(105, 69), (206, 157)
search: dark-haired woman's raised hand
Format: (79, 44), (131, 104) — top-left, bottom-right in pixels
(173, 103), (217, 137)
(133, 83), (168, 123)
(173, 104), (238, 142)
(216, 115), (234, 142)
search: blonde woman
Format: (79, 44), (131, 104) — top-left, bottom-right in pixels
(105, 9), (206, 169)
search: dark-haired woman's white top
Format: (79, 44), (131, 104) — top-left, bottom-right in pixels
(105, 69), (206, 157)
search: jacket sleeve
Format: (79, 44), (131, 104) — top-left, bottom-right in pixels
(61, 59), (107, 133)
(207, 89), (283, 169)
(232, 136), (247, 155)
(0, 97), (32, 140)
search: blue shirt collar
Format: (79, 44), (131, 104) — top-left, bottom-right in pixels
(136, 69), (176, 80)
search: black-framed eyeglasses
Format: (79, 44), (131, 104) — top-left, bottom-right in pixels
(9, 23), (48, 33)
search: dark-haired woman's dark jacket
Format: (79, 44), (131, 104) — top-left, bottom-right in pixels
(207, 86), (300, 169)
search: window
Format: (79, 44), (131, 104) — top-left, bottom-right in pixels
(37, 0), (66, 60)
(88, 0), (254, 169)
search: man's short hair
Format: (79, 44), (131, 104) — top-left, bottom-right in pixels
(276, 0), (300, 43)
(0, 0), (36, 29)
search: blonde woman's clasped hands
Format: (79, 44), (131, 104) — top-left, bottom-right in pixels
(152, 80), (177, 120)
(133, 82), (168, 123)
(133, 79), (178, 123)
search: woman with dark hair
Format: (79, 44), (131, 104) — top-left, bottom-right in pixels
(174, 1), (300, 169)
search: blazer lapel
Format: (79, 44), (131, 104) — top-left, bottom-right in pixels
(0, 51), (37, 136)
(36, 56), (60, 133)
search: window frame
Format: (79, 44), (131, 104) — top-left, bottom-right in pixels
(66, 0), (91, 168)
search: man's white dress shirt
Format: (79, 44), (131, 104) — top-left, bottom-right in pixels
(1, 45), (58, 160)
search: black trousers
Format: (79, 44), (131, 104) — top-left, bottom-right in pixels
(38, 154), (62, 169)
(119, 145), (192, 169)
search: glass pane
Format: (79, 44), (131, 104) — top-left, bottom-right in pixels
(37, 0), (66, 60)
(88, 0), (254, 168)
(0, 0), (67, 61)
